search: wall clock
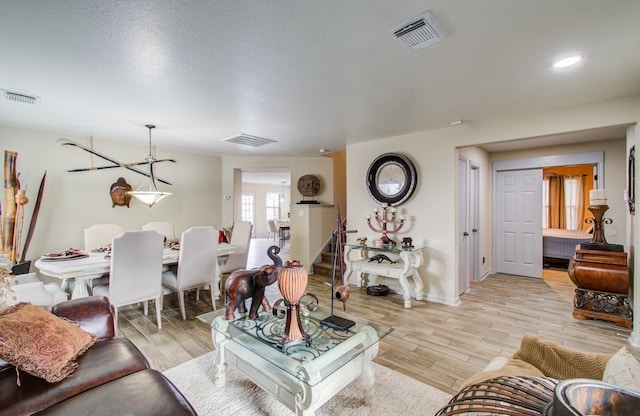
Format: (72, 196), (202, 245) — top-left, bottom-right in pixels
(366, 153), (417, 206)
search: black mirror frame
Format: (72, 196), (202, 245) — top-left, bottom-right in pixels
(629, 145), (635, 214)
(366, 153), (417, 206)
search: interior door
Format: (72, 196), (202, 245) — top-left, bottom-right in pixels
(470, 163), (480, 281)
(495, 169), (542, 278)
(457, 156), (469, 294)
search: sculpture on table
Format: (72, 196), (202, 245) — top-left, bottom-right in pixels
(224, 245), (282, 320)
(273, 259), (317, 349)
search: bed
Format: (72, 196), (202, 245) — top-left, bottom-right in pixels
(543, 228), (592, 262)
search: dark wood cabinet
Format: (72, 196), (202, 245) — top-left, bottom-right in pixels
(568, 245), (632, 328)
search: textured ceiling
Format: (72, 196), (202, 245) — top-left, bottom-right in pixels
(0, 0), (638, 157)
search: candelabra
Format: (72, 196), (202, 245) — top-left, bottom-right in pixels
(366, 204), (405, 245)
(585, 204), (612, 245)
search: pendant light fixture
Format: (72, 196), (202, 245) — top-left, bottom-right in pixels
(127, 124), (172, 207)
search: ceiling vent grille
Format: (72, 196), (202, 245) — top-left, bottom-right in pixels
(224, 134), (276, 148)
(391, 11), (447, 51)
(1, 89), (40, 105)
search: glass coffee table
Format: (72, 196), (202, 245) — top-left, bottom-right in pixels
(198, 304), (392, 416)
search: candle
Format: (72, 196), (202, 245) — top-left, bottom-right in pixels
(589, 189), (607, 206)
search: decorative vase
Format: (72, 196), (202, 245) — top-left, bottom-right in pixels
(276, 259), (310, 349)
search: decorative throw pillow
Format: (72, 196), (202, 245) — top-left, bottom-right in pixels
(603, 346), (640, 391)
(0, 303), (96, 383)
(512, 334), (611, 380)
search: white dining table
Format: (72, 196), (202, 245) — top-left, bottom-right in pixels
(35, 243), (235, 299)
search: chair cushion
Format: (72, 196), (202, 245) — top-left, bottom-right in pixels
(0, 337), (149, 416)
(0, 303), (96, 383)
(36, 369), (196, 416)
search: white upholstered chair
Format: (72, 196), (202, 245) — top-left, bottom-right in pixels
(161, 226), (219, 319)
(219, 221), (253, 275)
(142, 221), (175, 241)
(266, 220), (278, 241)
(8, 273), (68, 308)
(83, 223), (125, 290)
(83, 224), (125, 251)
(92, 230), (164, 333)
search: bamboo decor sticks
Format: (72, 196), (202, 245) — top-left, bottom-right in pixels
(2, 151), (19, 262)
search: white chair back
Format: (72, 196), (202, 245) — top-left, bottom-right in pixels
(266, 220), (277, 240)
(84, 224), (124, 251)
(109, 230), (164, 307)
(220, 221), (253, 274)
(142, 221), (175, 240)
(176, 226), (218, 290)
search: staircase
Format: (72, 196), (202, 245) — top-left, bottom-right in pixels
(312, 250), (349, 283)
(312, 251), (337, 278)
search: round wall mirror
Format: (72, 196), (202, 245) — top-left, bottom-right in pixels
(366, 153), (417, 206)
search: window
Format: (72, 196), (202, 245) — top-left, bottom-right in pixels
(266, 192), (280, 220)
(241, 192), (255, 225)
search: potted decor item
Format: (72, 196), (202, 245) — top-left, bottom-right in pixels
(276, 259), (311, 350)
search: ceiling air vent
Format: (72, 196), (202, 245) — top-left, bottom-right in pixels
(391, 11), (447, 51)
(1, 89), (40, 105)
(224, 134), (276, 148)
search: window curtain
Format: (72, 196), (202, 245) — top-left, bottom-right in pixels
(548, 175), (566, 228)
(547, 175), (587, 230)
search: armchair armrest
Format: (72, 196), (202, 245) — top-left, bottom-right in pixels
(51, 296), (115, 339)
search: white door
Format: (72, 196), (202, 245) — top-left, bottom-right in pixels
(470, 163), (480, 281)
(495, 169), (542, 278)
(457, 156), (469, 295)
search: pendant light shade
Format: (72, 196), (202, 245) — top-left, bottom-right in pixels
(127, 124), (172, 207)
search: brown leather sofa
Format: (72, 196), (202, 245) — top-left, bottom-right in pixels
(0, 296), (197, 416)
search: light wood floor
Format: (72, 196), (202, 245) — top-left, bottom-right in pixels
(117, 239), (637, 395)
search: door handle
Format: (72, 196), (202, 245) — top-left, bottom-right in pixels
(472, 229), (478, 233)
(463, 232), (469, 237)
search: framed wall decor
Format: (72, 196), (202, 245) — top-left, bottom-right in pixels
(366, 153), (417, 206)
(628, 145), (635, 214)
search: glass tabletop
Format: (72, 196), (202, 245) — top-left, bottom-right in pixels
(198, 303), (393, 386)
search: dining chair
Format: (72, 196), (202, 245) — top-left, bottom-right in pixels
(161, 226), (219, 320)
(266, 220), (278, 241)
(142, 221), (175, 241)
(219, 221), (253, 275)
(83, 224), (125, 251)
(92, 230), (164, 333)
(83, 223), (125, 290)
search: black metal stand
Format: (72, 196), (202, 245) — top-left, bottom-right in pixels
(321, 206), (356, 331)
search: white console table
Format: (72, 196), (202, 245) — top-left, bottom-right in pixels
(344, 244), (424, 308)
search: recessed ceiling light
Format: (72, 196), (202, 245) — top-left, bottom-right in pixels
(553, 54), (583, 68)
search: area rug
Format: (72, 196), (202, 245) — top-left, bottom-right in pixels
(163, 351), (452, 415)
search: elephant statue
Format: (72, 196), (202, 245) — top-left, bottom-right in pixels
(224, 245), (282, 320)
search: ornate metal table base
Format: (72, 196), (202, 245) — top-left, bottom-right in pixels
(573, 288), (632, 328)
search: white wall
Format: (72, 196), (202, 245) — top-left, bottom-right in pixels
(346, 95), (640, 305)
(0, 126), (222, 270)
(221, 156), (334, 264)
(241, 182), (290, 237)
